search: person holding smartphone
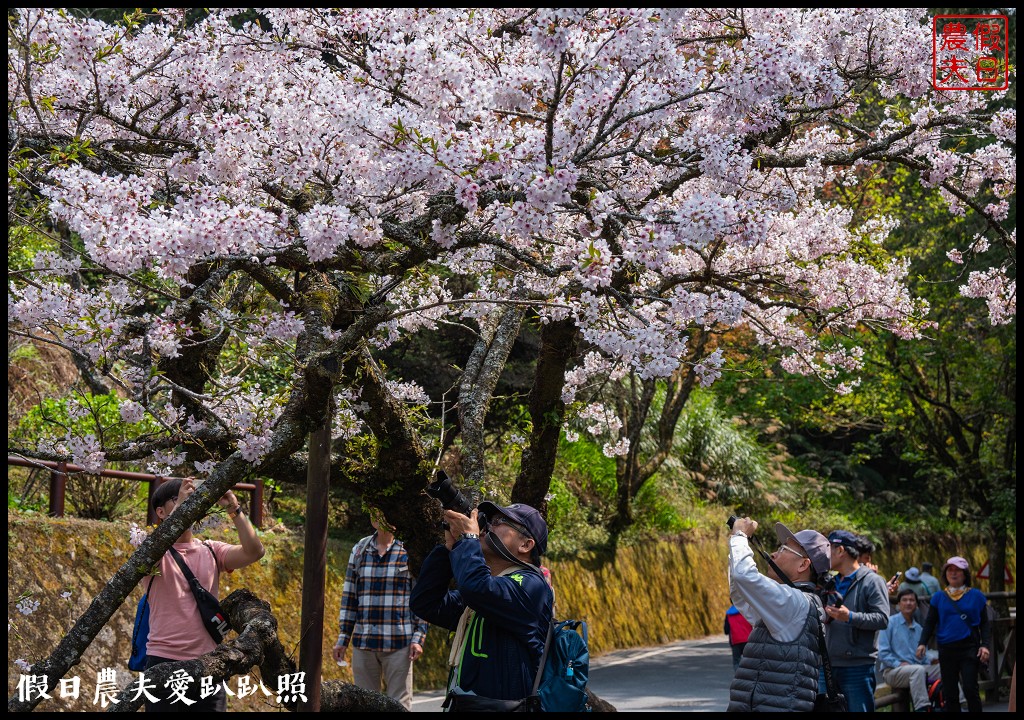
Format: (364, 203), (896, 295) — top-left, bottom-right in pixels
(142, 477), (265, 711)
(822, 530), (891, 712)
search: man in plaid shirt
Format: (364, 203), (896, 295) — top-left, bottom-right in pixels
(332, 513), (429, 709)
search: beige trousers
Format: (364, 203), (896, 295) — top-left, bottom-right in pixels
(351, 646), (414, 710)
(882, 663), (965, 711)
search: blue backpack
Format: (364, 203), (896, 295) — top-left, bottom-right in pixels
(128, 577), (155, 671)
(535, 619), (590, 712)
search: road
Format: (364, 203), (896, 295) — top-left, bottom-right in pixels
(410, 636), (734, 712)
(410, 634), (1011, 712)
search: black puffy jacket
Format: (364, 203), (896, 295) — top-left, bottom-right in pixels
(727, 593), (822, 712)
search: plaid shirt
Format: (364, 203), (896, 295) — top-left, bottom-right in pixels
(337, 533), (429, 651)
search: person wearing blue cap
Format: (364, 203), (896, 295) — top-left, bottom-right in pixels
(410, 501), (553, 711)
(822, 529), (891, 712)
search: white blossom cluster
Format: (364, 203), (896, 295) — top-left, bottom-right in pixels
(7, 7), (1014, 476)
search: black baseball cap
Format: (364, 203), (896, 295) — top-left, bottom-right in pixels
(478, 501), (548, 557)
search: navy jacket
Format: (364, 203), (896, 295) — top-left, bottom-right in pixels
(410, 539), (553, 700)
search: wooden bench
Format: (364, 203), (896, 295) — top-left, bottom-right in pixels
(874, 682), (910, 712)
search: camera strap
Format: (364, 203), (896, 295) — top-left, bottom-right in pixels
(485, 531), (539, 573)
(747, 534), (796, 587)
(747, 534), (842, 702)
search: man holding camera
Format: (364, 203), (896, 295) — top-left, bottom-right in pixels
(410, 501), (553, 712)
(823, 529), (891, 712)
(726, 517), (832, 712)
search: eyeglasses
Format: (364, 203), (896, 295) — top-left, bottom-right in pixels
(488, 515), (532, 538)
(775, 544), (807, 560)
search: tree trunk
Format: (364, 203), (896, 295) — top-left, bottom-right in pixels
(513, 318), (580, 512)
(458, 305), (526, 499)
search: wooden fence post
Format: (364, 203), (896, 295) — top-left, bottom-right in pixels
(48, 461), (67, 518)
(252, 476), (264, 528)
(297, 417), (331, 711)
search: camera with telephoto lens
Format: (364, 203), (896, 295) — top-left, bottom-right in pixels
(426, 470), (473, 528)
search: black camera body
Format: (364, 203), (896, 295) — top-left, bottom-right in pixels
(426, 470), (473, 519)
(819, 574), (845, 609)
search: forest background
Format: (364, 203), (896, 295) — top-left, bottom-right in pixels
(7, 7), (1016, 712)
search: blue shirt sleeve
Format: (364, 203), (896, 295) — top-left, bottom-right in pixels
(410, 544), (465, 631)
(449, 539), (552, 635)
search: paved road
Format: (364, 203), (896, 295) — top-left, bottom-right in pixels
(410, 635), (1011, 712)
(410, 636), (733, 712)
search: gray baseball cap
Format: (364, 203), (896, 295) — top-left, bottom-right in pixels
(775, 522), (831, 575)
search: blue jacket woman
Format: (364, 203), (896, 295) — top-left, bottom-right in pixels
(917, 556), (992, 713)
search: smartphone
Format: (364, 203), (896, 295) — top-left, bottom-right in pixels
(889, 571), (902, 585)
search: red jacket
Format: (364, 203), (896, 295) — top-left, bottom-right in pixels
(725, 606), (753, 645)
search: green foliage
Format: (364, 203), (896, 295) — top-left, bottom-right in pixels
(15, 391), (161, 445)
(544, 476), (611, 556)
(629, 476), (694, 535)
(673, 389), (789, 516)
(8, 225), (58, 273)
(14, 391), (168, 520)
(554, 434), (617, 501)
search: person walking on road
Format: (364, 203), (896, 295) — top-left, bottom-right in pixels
(916, 556), (991, 713)
(332, 513), (429, 710)
(724, 604), (753, 671)
(726, 517), (832, 712)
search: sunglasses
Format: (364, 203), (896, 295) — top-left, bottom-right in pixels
(775, 544), (807, 560)
(485, 514), (532, 539)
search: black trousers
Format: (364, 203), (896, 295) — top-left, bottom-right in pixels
(938, 640), (983, 713)
(143, 655), (228, 712)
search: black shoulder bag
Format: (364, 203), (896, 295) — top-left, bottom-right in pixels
(168, 544), (230, 643)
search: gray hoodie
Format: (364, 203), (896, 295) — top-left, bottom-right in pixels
(825, 566), (890, 667)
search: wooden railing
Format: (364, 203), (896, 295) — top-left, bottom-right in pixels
(8, 455), (263, 528)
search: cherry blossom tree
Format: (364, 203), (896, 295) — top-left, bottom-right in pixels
(7, 8), (1014, 710)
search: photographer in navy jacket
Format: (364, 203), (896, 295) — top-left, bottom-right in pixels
(410, 502), (553, 711)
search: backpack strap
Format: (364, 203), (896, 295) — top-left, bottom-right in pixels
(202, 540), (221, 587)
(531, 618), (556, 695)
(131, 576), (156, 648)
(350, 534), (375, 577)
(814, 601), (843, 702)
(528, 575), (559, 697)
